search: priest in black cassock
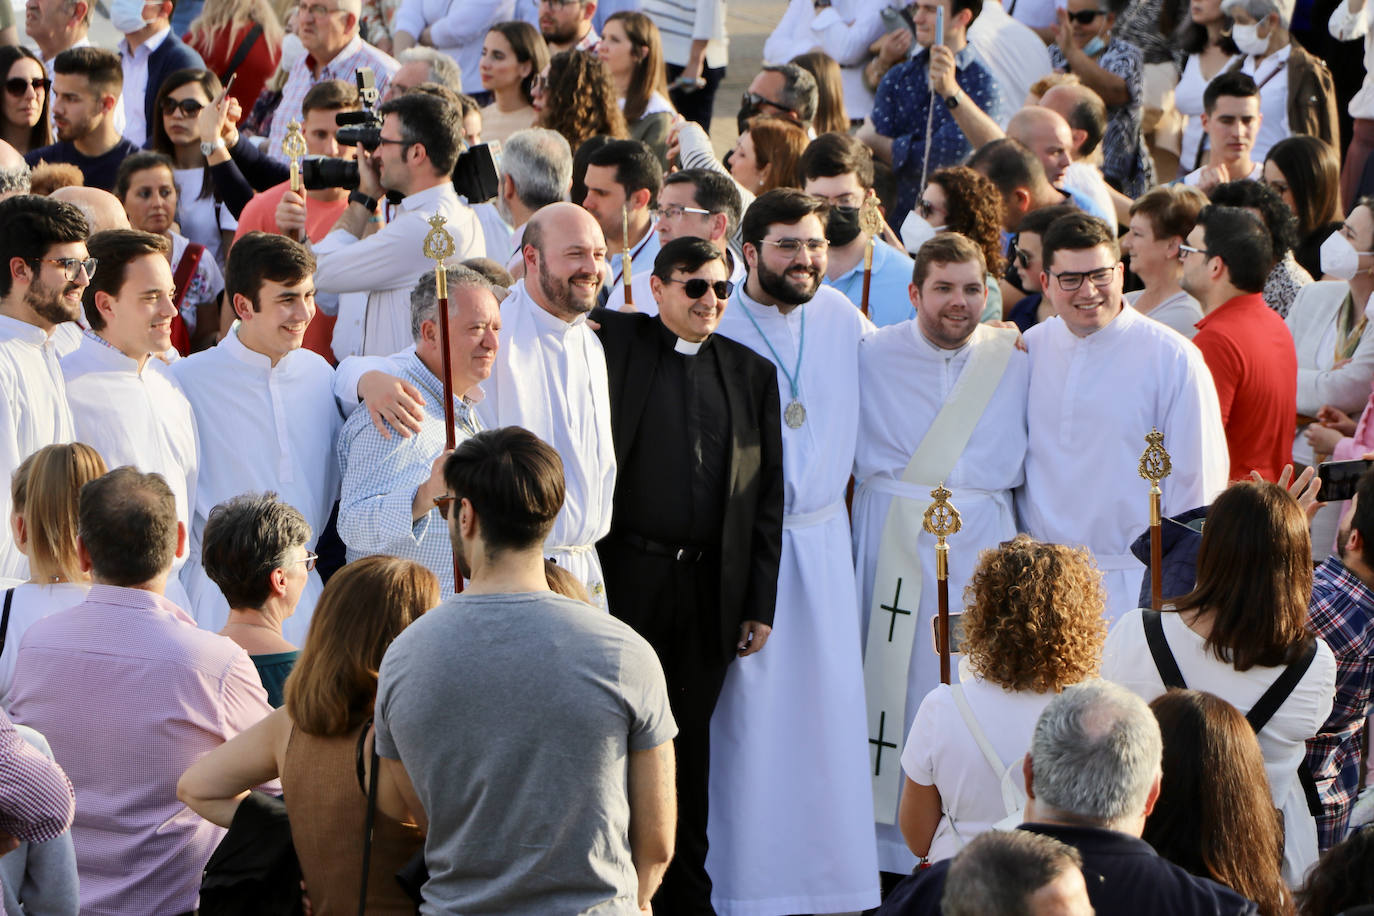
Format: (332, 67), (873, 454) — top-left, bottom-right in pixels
(593, 236), (784, 915)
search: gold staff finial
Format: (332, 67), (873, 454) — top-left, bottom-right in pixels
(1139, 428), (1173, 485)
(859, 195), (887, 239)
(923, 483), (962, 579)
(422, 214), (456, 295)
(282, 120), (307, 191)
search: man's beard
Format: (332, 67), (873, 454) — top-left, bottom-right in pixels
(538, 264), (599, 318)
(542, 19), (579, 45)
(754, 255), (820, 306)
(25, 274), (80, 325)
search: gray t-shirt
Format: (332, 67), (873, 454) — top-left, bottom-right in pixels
(375, 591), (677, 915)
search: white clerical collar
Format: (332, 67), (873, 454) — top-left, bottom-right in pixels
(675, 337), (704, 355)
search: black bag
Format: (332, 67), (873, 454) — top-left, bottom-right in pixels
(200, 791), (304, 916)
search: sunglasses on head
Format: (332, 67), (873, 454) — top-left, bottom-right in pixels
(664, 277), (734, 299)
(160, 97), (206, 117)
(1065, 8), (1108, 23)
(4, 76), (49, 97)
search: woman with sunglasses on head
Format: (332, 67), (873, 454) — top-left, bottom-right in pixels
(478, 21), (547, 144)
(0, 46), (50, 155)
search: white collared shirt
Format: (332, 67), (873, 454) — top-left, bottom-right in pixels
(119, 26), (171, 147)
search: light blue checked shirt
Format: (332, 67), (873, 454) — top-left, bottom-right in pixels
(336, 352), (482, 595)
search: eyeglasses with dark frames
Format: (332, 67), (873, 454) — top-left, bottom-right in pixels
(1049, 265), (1116, 291)
(1176, 243), (1207, 261)
(160, 97), (206, 117)
(4, 76), (49, 97)
(299, 552), (319, 572)
(741, 91), (796, 114)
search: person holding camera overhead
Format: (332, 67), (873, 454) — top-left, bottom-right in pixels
(308, 90), (482, 357)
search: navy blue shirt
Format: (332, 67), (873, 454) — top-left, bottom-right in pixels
(24, 137), (141, 192)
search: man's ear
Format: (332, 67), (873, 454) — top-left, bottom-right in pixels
(1022, 753), (1036, 799)
(94, 289), (118, 323)
(1141, 771), (1161, 817)
(742, 241), (758, 273)
(710, 211), (728, 243)
(583, 0), (597, 20)
(908, 280), (922, 311)
(8, 257), (31, 286)
(232, 292), (256, 321)
(76, 534), (94, 574)
(630, 187), (652, 213)
(70, 0), (90, 25)
(1068, 127), (1088, 155)
(649, 274), (664, 306)
(156, 0), (173, 21)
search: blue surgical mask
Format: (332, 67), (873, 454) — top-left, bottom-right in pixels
(1082, 35), (1107, 56)
(110, 0), (152, 32)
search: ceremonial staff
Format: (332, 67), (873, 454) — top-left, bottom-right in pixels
(621, 203), (635, 311)
(422, 214), (463, 591)
(922, 483), (962, 684)
(1139, 428), (1173, 610)
(857, 197), (886, 319)
(281, 121), (307, 244)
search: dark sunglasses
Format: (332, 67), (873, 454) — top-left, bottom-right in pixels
(1065, 8), (1108, 23)
(742, 91), (795, 114)
(664, 277), (734, 300)
(4, 76), (49, 97)
(1012, 246), (1031, 268)
(160, 97), (206, 117)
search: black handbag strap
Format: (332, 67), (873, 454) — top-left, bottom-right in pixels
(222, 23), (263, 84)
(1142, 610), (1188, 689)
(1245, 638), (1319, 733)
(357, 721), (379, 916)
(0, 588), (14, 659)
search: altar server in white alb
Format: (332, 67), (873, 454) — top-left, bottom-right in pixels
(475, 202), (616, 603)
(172, 233), (342, 642)
(708, 188), (880, 916)
(852, 232), (1028, 873)
(62, 230), (199, 611)
(1017, 212), (1228, 620)
(0, 196), (86, 580)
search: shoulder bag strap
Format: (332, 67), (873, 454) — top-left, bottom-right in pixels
(357, 720), (379, 916)
(1142, 610), (1188, 690)
(221, 23), (263, 84)
(0, 588), (14, 659)
(951, 682), (1023, 817)
(1245, 638), (1319, 733)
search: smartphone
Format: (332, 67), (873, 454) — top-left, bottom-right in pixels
(935, 6), (945, 47)
(1317, 458), (1373, 502)
(931, 612), (965, 656)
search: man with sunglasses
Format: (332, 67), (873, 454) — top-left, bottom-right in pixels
(337, 266), (498, 595)
(737, 62), (817, 135)
(1180, 204), (1294, 482)
(0, 194), (87, 579)
(591, 235), (782, 915)
(24, 48), (139, 193)
(1018, 211), (1228, 622)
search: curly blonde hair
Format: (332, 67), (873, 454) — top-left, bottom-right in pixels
(961, 534), (1107, 693)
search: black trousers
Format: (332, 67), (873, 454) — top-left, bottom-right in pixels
(600, 538), (731, 916)
(666, 64), (727, 134)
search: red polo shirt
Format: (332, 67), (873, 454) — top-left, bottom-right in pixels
(1192, 292), (1297, 481)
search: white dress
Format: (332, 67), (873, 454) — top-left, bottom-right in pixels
(707, 285), (880, 916)
(851, 320), (1030, 872)
(1102, 608), (1336, 885)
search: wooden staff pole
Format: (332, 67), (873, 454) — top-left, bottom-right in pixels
(1139, 428), (1173, 610)
(621, 203), (635, 311)
(422, 214), (462, 591)
(922, 483), (962, 685)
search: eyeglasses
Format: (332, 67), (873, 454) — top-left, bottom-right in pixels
(761, 237), (828, 257)
(1065, 8), (1108, 24)
(297, 2), (345, 17)
(299, 552), (319, 572)
(1176, 243), (1207, 260)
(741, 91), (796, 114)
(664, 277), (734, 299)
(375, 136), (413, 148)
(540, 0), (583, 6)
(1049, 265), (1116, 290)
(652, 203), (712, 220)
(160, 97), (206, 117)
(433, 493), (455, 519)
(4, 76), (49, 97)
(31, 256), (97, 281)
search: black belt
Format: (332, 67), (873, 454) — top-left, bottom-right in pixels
(617, 532), (717, 563)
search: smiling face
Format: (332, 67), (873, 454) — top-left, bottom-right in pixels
(913, 257), (986, 349)
(480, 29), (529, 92)
(745, 214), (827, 307)
(526, 204), (607, 319)
(653, 256), (730, 342)
(19, 240), (91, 329)
(4, 58), (47, 132)
(1066, 0), (1114, 47)
(97, 252), (177, 359)
(419, 284), (501, 393)
(161, 81), (210, 148)
(235, 275), (316, 363)
(1042, 243), (1124, 336)
(120, 165), (177, 234)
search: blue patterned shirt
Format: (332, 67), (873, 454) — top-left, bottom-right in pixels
(336, 352), (482, 596)
(871, 44), (1007, 229)
(1049, 39), (1154, 196)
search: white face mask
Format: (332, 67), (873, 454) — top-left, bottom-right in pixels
(111, 0), (153, 32)
(1230, 21), (1271, 56)
(901, 211), (946, 255)
(1320, 232), (1374, 281)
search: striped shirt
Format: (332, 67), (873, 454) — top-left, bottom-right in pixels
(640, 0), (728, 68)
(266, 35), (399, 162)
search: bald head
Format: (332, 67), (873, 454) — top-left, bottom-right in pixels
(50, 187), (132, 234)
(1040, 84), (1109, 160)
(0, 139), (29, 201)
(0, 139), (24, 172)
(522, 202), (608, 321)
(1008, 107), (1075, 186)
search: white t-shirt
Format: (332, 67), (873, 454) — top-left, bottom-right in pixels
(174, 167), (239, 268)
(0, 581), (90, 701)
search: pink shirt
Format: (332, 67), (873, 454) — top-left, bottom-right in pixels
(1333, 382), (1374, 462)
(8, 585), (273, 916)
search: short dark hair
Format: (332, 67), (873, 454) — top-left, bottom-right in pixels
(663, 169), (743, 239)
(301, 78), (360, 116)
(225, 232), (316, 312)
(1203, 70), (1259, 114)
(114, 151), (176, 203)
(53, 46), (122, 96)
(0, 195), (89, 298)
(1352, 467), (1374, 569)
(942, 831), (1082, 916)
(201, 493), (312, 610)
(1209, 179), (1298, 258)
(912, 231), (987, 289)
(1016, 202), (1079, 238)
(1060, 90), (1107, 157)
(81, 230), (171, 331)
(741, 188), (830, 253)
(78, 467), (178, 586)
(798, 131), (875, 190)
(1196, 204), (1274, 294)
(378, 92), (462, 175)
(443, 427), (565, 554)
(951, 0), (985, 24)
(1041, 211), (1119, 270)
(761, 62), (818, 125)
(586, 138), (663, 205)
(652, 236), (726, 282)
(968, 138), (1047, 198)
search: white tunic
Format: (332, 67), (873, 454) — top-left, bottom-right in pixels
(852, 320), (1029, 873)
(171, 331), (342, 642)
(708, 284), (881, 916)
(61, 333), (200, 611)
(1017, 305), (1229, 620)
(476, 280), (615, 601)
(0, 316), (75, 580)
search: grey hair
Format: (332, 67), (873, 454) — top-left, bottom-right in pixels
(0, 166), (30, 197)
(1029, 679), (1163, 827)
(761, 62), (818, 125)
(410, 265), (496, 341)
(398, 46), (464, 94)
(1221, 0), (1293, 27)
(337, 0), (362, 19)
(942, 831), (1084, 916)
(501, 128), (573, 211)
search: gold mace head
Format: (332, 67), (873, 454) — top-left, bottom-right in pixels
(282, 120), (307, 160)
(422, 213), (457, 262)
(922, 483), (962, 539)
(859, 196), (886, 238)
(1138, 427), (1173, 484)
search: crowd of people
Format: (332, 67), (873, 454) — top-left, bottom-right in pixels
(0, 0), (1373, 912)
